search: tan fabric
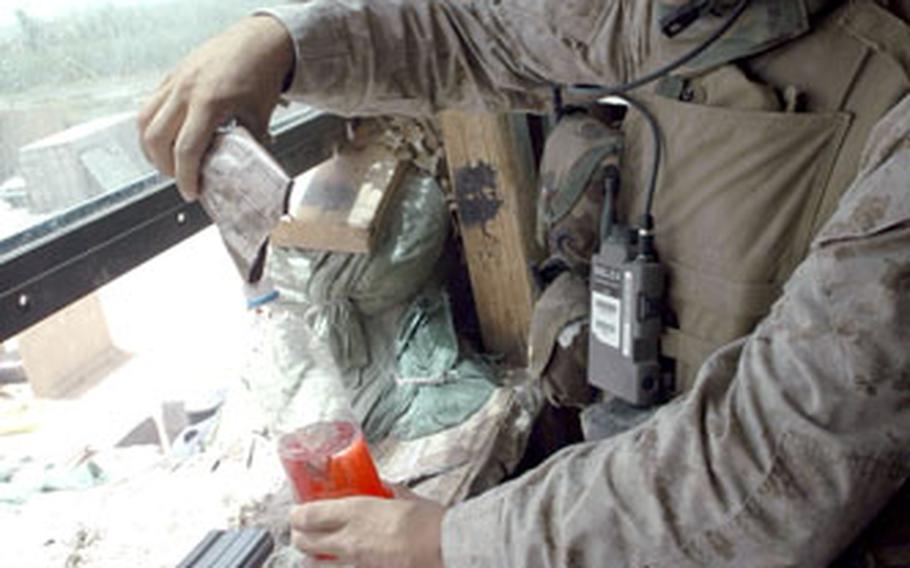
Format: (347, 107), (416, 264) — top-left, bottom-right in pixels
(622, 87), (852, 387)
(443, 93), (910, 567)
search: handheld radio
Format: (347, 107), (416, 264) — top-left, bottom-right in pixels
(586, 100), (673, 407)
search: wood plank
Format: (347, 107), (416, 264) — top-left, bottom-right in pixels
(18, 292), (122, 398)
(438, 112), (542, 366)
(270, 144), (408, 254)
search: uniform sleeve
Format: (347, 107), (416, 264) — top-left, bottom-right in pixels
(256, 0), (652, 116)
(440, 95), (910, 567)
(256, 0), (818, 118)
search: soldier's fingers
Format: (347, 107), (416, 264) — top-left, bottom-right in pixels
(388, 483), (420, 501)
(137, 75), (177, 156)
(290, 528), (350, 559)
(290, 502), (351, 532)
(236, 107), (272, 146)
(140, 91), (185, 177)
(173, 104), (224, 201)
(137, 74), (174, 129)
(154, 71), (175, 91)
(289, 503), (353, 559)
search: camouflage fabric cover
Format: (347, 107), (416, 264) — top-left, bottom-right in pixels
(527, 271), (596, 408)
(537, 114), (623, 273)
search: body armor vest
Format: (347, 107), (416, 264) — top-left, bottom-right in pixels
(532, 0), (909, 397)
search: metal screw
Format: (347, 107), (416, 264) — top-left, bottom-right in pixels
(176, 211), (187, 224)
(17, 293), (30, 311)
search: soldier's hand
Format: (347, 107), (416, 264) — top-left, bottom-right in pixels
(290, 485), (446, 568)
(137, 16), (294, 201)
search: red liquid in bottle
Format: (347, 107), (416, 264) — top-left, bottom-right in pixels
(278, 421), (392, 562)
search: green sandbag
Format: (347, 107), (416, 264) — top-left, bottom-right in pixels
(267, 170), (449, 372)
(388, 357), (497, 441)
(387, 289), (496, 441)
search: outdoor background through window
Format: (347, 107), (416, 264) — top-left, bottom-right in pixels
(0, 3), (298, 564)
(0, 0), (277, 243)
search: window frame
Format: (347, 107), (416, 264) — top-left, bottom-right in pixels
(0, 110), (348, 341)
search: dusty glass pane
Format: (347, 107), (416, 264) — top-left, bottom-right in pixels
(0, 0), (292, 246)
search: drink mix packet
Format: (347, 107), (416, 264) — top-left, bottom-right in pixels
(198, 125), (291, 306)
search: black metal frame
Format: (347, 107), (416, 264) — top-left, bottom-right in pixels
(0, 110), (348, 341)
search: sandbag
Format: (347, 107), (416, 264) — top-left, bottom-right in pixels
(267, 169), (450, 372)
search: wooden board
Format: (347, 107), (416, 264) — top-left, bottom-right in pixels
(17, 292), (122, 399)
(270, 144), (408, 254)
(439, 111), (542, 366)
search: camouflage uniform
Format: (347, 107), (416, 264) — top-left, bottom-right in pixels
(260, 0), (910, 565)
